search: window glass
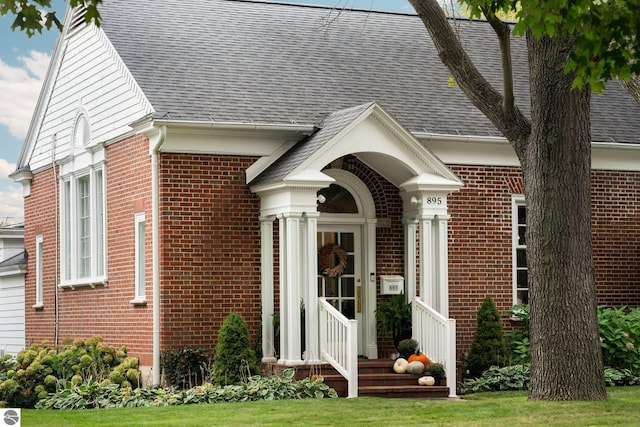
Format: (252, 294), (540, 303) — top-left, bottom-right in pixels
(60, 167), (106, 285)
(513, 199), (528, 305)
(35, 235), (43, 305)
(317, 184), (358, 214)
(135, 213), (146, 299)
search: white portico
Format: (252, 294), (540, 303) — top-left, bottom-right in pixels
(248, 102), (463, 372)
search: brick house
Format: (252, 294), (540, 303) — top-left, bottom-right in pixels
(11, 0), (640, 396)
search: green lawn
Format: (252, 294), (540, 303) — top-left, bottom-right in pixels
(22, 387), (640, 426)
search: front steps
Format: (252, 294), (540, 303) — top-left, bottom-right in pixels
(266, 359), (450, 398)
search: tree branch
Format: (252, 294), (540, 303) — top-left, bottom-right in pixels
(482, 7), (515, 116)
(408, 0), (530, 153)
(620, 76), (640, 106)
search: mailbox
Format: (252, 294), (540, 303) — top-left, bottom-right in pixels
(380, 275), (404, 295)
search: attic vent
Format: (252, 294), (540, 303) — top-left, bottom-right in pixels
(67, 6), (88, 34)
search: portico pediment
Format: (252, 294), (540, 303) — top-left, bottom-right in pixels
(249, 102), (463, 195)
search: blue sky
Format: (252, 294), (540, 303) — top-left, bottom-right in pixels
(0, 0), (413, 223)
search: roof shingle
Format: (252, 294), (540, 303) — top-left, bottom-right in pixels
(99, 0), (640, 143)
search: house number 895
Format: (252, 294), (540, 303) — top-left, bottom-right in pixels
(425, 197), (443, 205)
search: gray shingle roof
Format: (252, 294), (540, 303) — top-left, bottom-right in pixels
(251, 101), (374, 185)
(99, 0), (640, 143)
(0, 251), (27, 268)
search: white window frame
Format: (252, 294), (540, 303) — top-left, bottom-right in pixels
(131, 212), (147, 304)
(512, 195), (528, 305)
(34, 234), (44, 308)
(60, 164), (107, 288)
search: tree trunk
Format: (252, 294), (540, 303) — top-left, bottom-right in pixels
(408, 0), (607, 400)
(523, 34), (606, 400)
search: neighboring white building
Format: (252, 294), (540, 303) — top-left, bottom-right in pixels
(0, 224), (26, 356)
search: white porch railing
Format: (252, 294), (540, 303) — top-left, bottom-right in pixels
(319, 298), (358, 398)
(412, 297), (457, 397)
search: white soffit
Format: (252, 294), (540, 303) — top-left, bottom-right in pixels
(418, 133), (640, 172)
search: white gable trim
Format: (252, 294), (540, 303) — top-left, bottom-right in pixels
(16, 7), (154, 172)
(285, 103), (462, 189)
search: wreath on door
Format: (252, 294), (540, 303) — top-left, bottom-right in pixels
(318, 243), (348, 277)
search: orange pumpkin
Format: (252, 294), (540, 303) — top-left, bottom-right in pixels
(408, 353), (430, 369)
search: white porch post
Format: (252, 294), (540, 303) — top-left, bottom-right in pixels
(404, 218), (418, 301)
(260, 216), (276, 362)
(436, 214), (451, 317)
(303, 212), (321, 363)
(419, 214), (436, 307)
(277, 212), (304, 365)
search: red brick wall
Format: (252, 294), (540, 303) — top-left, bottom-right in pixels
(447, 166), (640, 360)
(447, 166), (523, 360)
(23, 167), (57, 344)
(24, 135), (154, 364)
(592, 170), (640, 306)
(24, 144), (639, 368)
(158, 154), (262, 352)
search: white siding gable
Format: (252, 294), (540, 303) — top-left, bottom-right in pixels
(27, 24), (153, 171)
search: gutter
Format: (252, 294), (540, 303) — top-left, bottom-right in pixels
(149, 118), (316, 134)
(414, 130), (640, 150)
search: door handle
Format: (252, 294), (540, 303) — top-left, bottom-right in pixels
(356, 286), (362, 313)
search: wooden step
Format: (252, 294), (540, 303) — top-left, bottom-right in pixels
(262, 359), (450, 398)
(322, 359), (450, 398)
(359, 384), (450, 399)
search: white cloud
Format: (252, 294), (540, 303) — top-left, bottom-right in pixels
(0, 182), (23, 223)
(0, 158), (16, 180)
(0, 186), (24, 222)
(0, 158), (23, 222)
(0, 50), (51, 139)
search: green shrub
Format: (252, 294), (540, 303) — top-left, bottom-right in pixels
(598, 306), (640, 372)
(397, 339), (419, 359)
(161, 347), (212, 389)
(504, 305), (640, 373)
(604, 367), (640, 387)
(504, 304), (530, 364)
(0, 336), (139, 408)
(36, 368), (337, 409)
(465, 296), (506, 378)
(213, 312), (259, 385)
(460, 364), (531, 394)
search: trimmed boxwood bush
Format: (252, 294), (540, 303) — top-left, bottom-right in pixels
(465, 296), (506, 378)
(213, 312), (259, 385)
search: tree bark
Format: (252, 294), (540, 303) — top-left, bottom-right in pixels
(524, 34), (606, 400)
(620, 76), (640, 105)
(408, 0), (606, 400)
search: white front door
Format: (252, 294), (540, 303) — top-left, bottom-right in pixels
(317, 225), (365, 355)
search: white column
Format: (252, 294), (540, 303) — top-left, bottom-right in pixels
(278, 213), (304, 366)
(303, 212), (320, 363)
(436, 214), (451, 317)
(260, 216), (276, 362)
(419, 215), (436, 307)
(365, 218), (378, 359)
(404, 218), (418, 301)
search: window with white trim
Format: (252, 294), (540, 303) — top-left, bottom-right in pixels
(61, 167), (106, 286)
(512, 196), (528, 305)
(35, 234), (43, 306)
(59, 111), (106, 288)
(134, 212), (146, 301)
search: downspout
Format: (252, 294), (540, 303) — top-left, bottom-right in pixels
(51, 134), (59, 346)
(149, 125), (166, 386)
